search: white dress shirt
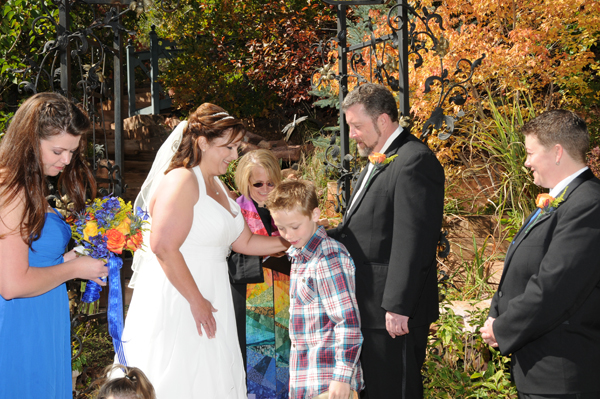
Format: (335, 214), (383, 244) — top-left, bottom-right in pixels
(348, 126), (403, 212)
(549, 166), (589, 197)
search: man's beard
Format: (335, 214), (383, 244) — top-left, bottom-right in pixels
(358, 144), (373, 157)
(357, 122), (382, 157)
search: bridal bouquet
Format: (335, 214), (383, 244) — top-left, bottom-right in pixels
(70, 196), (148, 269)
(68, 195), (149, 366)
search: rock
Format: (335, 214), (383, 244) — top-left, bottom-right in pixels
(325, 181), (341, 218)
(271, 145), (302, 162)
(441, 299), (492, 333)
(122, 114), (165, 131)
(282, 168), (301, 180)
(488, 261), (504, 286)
(244, 131), (267, 145)
(257, 140), (271, 149)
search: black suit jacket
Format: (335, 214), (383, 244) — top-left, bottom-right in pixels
(329, 131), (445, 329)
(490, 169), (600, 394)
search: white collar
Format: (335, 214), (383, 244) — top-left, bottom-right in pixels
(378, 125), (403, 155)
(549, 166), (589, 197)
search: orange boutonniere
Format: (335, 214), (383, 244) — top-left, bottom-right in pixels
(368, 153), (397, 167)
(535, 193), (554, 209)
(535, 187), (567, 214)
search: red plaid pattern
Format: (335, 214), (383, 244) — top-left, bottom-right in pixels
(287, 226), (364, 399)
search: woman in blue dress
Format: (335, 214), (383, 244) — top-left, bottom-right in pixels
(0, 93), (108, 399)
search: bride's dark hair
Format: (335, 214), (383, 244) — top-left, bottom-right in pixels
(165, 103), (245, 174)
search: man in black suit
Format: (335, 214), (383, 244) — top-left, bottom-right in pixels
(328, 83), (445, 398)
(481, 110), (600, 398)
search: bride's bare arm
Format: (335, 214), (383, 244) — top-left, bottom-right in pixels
(150, 168), (217, 339)
(231, 222), (289, 256)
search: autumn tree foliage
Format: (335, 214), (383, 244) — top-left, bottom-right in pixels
(311, 0), (599, 220)
(137, 0), (336, 117)
(313, 0), (599, 135)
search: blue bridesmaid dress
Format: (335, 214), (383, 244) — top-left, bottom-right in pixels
(0, 211), (73, 398)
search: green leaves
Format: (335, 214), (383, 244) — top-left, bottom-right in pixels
(136, 0), (335, 117)
(424, 303), (517, 398)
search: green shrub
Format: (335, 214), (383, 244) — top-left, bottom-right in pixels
(424, 301), (516, 398)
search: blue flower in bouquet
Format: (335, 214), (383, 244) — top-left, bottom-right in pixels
(83, 234), (109, 259)
(103, 197), (121, 211)
(95, 208), (114, 229)
(136, 207), (149, 221)
(69, 195), (149, 258)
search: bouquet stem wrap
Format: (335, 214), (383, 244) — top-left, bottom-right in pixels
(81, 278), (103, 303)
(80, 253), (127, 366)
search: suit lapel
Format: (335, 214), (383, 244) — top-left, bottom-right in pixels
(502, 169), (595, 276)
(343, 166), (369, 223)
(343, 129), (409, 224)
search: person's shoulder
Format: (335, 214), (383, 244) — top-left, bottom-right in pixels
(155, 167), (199, 203)
(0, 189), (25, 235)
(164, 166), (196, 180)
(161, 167), (198, 189)
(318, 234), (353, 262)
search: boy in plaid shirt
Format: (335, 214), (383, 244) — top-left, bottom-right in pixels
(266, 180), (363, 399)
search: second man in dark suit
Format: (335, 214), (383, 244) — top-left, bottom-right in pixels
(481, 110), (600, 398)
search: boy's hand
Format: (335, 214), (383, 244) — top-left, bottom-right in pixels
(328, 380), (351, 399)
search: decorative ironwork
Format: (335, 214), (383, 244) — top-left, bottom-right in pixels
(16, 0), (137, 196)
(312, 0), (484, 213)
(14, 0), (182, 195)
(126, 25), (182, 117)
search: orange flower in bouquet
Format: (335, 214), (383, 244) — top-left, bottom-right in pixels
(106, 229), (127, 254)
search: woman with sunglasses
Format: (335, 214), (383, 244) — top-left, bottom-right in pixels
(228, 149), (291, 398)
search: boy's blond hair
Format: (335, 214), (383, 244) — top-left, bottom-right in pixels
(266, 180), (318, 217)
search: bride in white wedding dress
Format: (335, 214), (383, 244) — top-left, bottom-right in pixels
(117, 104), (288, 398)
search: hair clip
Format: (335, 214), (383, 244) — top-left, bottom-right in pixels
(212, 111), (235, 121)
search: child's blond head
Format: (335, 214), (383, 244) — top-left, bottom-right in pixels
(266, 180), (318, 217)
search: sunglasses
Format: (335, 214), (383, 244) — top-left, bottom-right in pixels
(252, 182), (275, 188)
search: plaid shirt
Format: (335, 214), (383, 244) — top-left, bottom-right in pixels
(287, 226), (364, 399)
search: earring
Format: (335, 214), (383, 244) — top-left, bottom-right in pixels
(556, 161), (560, 165)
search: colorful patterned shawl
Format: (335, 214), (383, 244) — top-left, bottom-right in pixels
(236, 194), (280, 237)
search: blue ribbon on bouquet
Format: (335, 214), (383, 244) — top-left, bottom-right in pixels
(81, 253), (128, 366)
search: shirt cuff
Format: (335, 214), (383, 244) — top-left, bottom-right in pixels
(332, 363), (354, 384)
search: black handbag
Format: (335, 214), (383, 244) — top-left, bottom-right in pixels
(227, 252), (265, 285)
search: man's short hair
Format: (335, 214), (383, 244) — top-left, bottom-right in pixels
(266, 180), (319, 218)
(341, 83), (399, 123)
(521, 110), (589, 163)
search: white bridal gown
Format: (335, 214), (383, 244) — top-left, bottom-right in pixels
(119, 165), (247, 398)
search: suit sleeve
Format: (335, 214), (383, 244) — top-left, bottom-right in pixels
(493, 195), (600, 354)
(381, 150), (445, 317)
(488, 291), (500, 318)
